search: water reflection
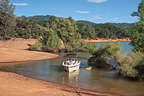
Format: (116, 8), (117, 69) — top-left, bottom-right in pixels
(58, 70), (80, 87)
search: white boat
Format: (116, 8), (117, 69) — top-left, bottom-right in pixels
(62, 58), (81, 72)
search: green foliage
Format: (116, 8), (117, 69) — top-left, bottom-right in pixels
(95, 23), (123, 39)
(119, 64), (138, 78)
(26, 16), (86, 52)
(77, 22), (132, 40)
(138, 0), (144, 21)
(29, 29), (61, 52)
(131, 0), (144, 52)
(112, 23), (135, 29)
(88, 43), (122, 68)
(132, 34), (144, 51)
(135, 59), (144, 80)
(66, 43), (73, 52)
(45, 16), (83, 51)
(105, 43), (122, 56)
(88, 56), (110, 69)
(77, 23), (96, 39)
(132, 0), (144, 21)
(0, 0), (16, 40)
(29, 41), (42, 51)
(131, 22), (144, 52)
(14, 17), (44, 39)
(65, 40), (82, 52)
(49, 17), (81, 43)
(28, 15), (52, 22)
(92, 43), (122, 58)
(120, 52), (143, 67)
(43, 29), (61, 49)
(85, 43), (98, 53)
(118, 52), (144, 80)
(120, 0), (144, 79)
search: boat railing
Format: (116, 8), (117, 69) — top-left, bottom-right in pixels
(63, 60), (80, 67)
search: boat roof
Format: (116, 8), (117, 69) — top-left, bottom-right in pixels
(66, 58), (75, 60)
(66, 53), (77, 57)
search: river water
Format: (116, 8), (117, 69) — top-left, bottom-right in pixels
(1, 41), (144, 96)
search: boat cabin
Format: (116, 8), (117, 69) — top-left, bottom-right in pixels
(65, 58), (76, 65)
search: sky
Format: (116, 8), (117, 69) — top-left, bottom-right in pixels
(11, 0), (141, 23)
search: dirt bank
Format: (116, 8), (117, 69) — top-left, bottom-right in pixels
(84, 38), (131, 43)
(0, 72), (118, 96)
(0, 38), (59, 64)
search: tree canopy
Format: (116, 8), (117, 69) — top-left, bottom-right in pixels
(0, 0), (16, 40)
(77, 22), (133, 40)
(131, 0), (144, 52)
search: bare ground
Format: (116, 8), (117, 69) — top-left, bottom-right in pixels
(0, 38), (59, 64)
(0, 72), (119, 96)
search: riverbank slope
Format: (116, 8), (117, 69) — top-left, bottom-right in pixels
(0, 71), (118, 96)
(0, 38), (59, 64)
(85, 38), (131, 43)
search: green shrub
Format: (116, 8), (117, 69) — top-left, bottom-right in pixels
(43, 29), (61, 49)
(105, 43), (122, 56)
(88, 57), (111, 69)
(29, 41), (42, 51)
(135, 59), (144, 80)
(88, 43), (121, 69)
(66, 43), (73, 52)
(118, 52), (144, 80)
(91, 43), (122, 58)
(85, 43), (98, 53)
(119, 64), (138, 78)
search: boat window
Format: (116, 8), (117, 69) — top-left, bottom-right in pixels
(72, 58), (75, 61)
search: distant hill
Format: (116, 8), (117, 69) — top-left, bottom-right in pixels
(77, 20), (135, 29)
(77, 20), (96, 25)
(26, 16), (135, 29)
(111, 23), (135, 29)
(27, 15), (55, 21)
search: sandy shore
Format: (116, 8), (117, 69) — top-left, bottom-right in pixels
(0, 38), (120, 96)
(84, 38), (131, 43)
(0, 38), (59, 64)
(0, 71), (118, 96)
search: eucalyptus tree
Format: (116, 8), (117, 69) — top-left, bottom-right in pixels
(131, 0), (144, 52)
(0, 0), (16, 40)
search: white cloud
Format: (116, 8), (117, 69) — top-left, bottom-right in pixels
(93, 16), (103, 20)
(111, 17), (120, 21)
(129, 16), (136, 19)
(13, 3), (28, 6)
(88, 0), (108, 3)
(76, 10), (89, 14)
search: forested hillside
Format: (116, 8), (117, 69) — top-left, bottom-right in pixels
(27, 15), (53, 22)
(111, 23), (135, 29)
(26, 16), (135, 39)
(77, 21), (135, 39)
(1, 14), (134, 41)
(77, 20), (135, 29)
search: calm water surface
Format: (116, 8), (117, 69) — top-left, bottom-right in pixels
(1, 41), (144, 96)
(93, 41), (133, 53)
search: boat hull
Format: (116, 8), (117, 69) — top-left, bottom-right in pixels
(62, 61), (80, 72)
(64, 64), (80, 72)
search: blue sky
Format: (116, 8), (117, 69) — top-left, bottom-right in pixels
(11, 0), (141, 23)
